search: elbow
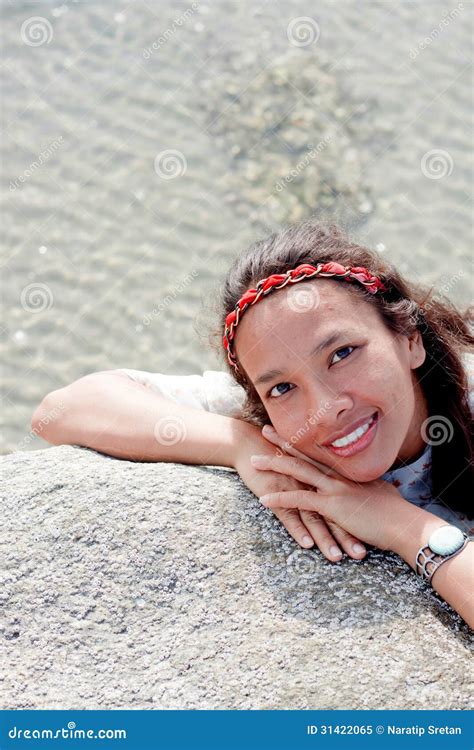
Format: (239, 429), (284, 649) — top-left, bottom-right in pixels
(30, 371), (128, 447)
(31, 390), (69, 443)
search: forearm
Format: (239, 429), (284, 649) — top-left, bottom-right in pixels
(32, 376), (254, 467)
(392, 505), (473, 628)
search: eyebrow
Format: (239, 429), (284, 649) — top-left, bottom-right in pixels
(254, 332), (348, 386)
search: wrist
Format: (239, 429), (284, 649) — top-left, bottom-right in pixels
(228, 418), (262, 469)
(389, 502), (448, 568)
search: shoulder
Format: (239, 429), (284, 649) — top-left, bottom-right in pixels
(202, 370), (247, 416)
(117, 367), (247, 417)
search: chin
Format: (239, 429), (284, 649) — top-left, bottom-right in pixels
(338, 460), (391, 483)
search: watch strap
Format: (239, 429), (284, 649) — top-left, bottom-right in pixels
(415, 530), (469, 585)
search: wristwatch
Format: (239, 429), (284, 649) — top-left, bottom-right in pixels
(415, 524), (470, 585)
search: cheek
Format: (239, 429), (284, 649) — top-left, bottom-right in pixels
(359, 355), (414, 427)
(271, 415), (296, 439)
(271, 352), (407, 437)
(269, 412), (304, 449)
(368, 353), (407, 396)
(355, 352), (401, 397)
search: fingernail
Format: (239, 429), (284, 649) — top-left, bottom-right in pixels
(262, 425), (275, 434)
(302, 535), (313, 547)
(353, 543), (366, 554)
(330, 545), (342, 558)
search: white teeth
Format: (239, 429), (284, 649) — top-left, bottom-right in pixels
(330, 415), (375, 448)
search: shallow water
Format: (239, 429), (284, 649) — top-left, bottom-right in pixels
(1, 0), (472, 454)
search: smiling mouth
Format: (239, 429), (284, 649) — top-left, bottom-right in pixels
(323, 411), (379, 457)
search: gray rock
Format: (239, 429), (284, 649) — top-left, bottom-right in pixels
(1, 445), (471, 710)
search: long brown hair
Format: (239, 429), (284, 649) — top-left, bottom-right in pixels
(204, 220), (473, 518)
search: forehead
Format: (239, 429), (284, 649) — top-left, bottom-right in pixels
(233, 279), (381, 380)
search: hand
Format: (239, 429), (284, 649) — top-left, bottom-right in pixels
(250, 448), (408, 552)
(233, 424), (369, 562)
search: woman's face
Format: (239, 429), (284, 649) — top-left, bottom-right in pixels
(234, 279), (428, 481)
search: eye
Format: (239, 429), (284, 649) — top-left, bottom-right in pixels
(265, 346), (357, 400)
(267, 382), (295, 399)
(331, 345), (355, 364)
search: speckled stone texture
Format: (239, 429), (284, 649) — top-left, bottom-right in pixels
(1, 445), (472, 710)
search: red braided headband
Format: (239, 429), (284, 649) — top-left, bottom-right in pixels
(222, 261), (387, 372)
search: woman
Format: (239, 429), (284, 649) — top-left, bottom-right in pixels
(213, 220), (473, 625)
(124, 220), (473, 624)
(37, 220), (474, 624)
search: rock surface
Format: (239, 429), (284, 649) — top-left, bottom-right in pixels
(1, 445), (472, 710)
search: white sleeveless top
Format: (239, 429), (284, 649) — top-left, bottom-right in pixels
(119, 351), (474, 535)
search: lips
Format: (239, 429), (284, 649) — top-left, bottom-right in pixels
(321, 411), (379, 447)
(324, 412), (379, 458)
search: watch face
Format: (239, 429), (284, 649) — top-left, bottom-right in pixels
(429, 525), (464, 556)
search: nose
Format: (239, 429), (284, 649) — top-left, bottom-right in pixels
(305, 382), (354, 438)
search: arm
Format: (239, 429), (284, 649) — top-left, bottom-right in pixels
(248, 451), (474, 625)
(31, 370), (375, 558)
(391, 504), (474, 628)
(31, 369), (254, 467)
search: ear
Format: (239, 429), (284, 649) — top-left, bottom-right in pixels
(408, 329), (426, 369)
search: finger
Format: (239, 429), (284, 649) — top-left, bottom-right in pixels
(299, 510), (344, 561)
(251, 454), (333, 493)
(261, 426), (341, 479)
(260, 490), (323, 512)
(273, 508), (315, 549)
(326, 520), (366, 559)
(261, 426), (304, 459)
